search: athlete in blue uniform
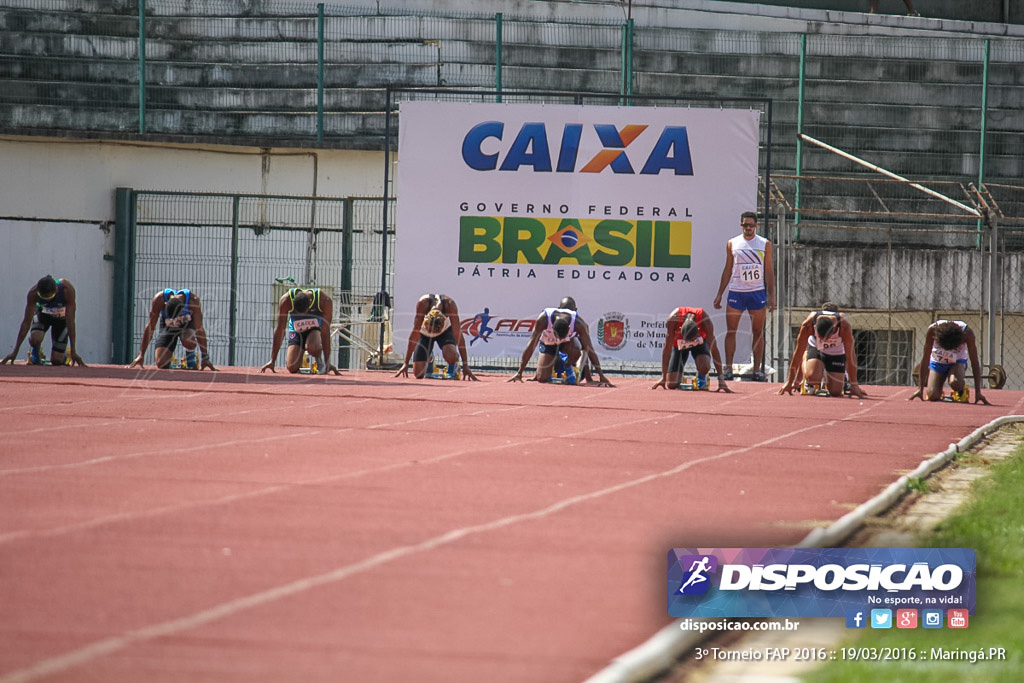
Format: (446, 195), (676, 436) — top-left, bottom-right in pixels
(713, 211), (775, 381)
(2, 275), (86, 366)
(508, 307), (613, 386)
(395, 293), (478, 380)
(128, 288), (216, 370)
(909, 320), (989, 404)
(261, 288), (340, 375)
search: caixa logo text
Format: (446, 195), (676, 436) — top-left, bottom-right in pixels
(461, 122), (694, 175)
(718, 562), (964, 592)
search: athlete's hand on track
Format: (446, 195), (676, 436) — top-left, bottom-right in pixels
(259, 361), (275, 373)
(651, 378), (667, 390)
(394, 364), (409, 378)
(1, 352), (18, 365)
(907, 388), (924, 401)
(201, 358), (219, 371)
(594, 374), (615, 388)
(716, 380), (733, 393)
(127, 355), (145, 369)
(461, 368), (480, 381)
(70, 352), (87, 367)
(507, 372), (524, 383)
(849, 384), (867, 399)
(975, 392), (991, 406)
(778, 383), (796, 396)
(324, 364), (341, 376)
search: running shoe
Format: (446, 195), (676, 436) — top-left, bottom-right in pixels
(446, 362), (459, 380)
(696, 373), (709, 390)
(28, 346), (41, 365)
(951, 387), (970, 403)
(722, 368), (734, 381)
(185, 349), (198, 369)
(565, 366), (577, 386)
(752, 371), (767, 382)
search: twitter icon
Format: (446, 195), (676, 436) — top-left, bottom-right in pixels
(870, 609), (892, 629)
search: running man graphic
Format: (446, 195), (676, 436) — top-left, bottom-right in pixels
(678, 556), (712, 594)
(468, 307), (495, 346)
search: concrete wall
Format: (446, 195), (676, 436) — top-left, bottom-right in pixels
(0, 137), (385, 364)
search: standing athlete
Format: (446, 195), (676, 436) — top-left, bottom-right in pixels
(713, 211), (775, 381)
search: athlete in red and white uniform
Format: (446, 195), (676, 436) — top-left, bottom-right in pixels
(652, 306), (730, 392)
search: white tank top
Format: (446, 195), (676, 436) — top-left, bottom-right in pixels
(729, 234), (768, 293)
(539, 308), (577, 345)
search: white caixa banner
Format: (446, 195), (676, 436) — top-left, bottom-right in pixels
(393, 101), (760, 364)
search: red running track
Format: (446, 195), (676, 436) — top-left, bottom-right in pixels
(1, 366), (1022, 683)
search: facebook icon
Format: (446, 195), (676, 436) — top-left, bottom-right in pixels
(845, 609), (866, 629)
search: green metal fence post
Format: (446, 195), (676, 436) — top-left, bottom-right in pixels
(317, 3), (325, 142)
(229, 195), (240, 366)
(625, 18), (634, 101)
(112, 188), (137, 364)
(794, 33), (806, 237)
(977, 39), (990, 247)
(339, 199), (354, 369)
(495, 13), (502, 102)
(138, 0), (146, 135)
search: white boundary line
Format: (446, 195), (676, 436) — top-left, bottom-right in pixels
(583, 412), (1024, 683)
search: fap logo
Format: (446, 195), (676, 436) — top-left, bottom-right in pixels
(597, 312), (629, 351)
(675, 554), (719, 595)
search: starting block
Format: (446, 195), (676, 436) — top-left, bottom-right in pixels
(549, 352), (577, 385)
(677, 376), (709, 391)
(427, 358), (460, 380)
(800, 380), (851, 397)
(942, 387), (970, 403)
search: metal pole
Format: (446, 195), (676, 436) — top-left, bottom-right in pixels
(495, 13), (502, 102)
(317, 3), (325, 142)
(379, 87), (394, 360)
(625, 18), (634, 101)
(987, 212), (999, 367)
(795, 34), (806, 233)
(798, 133), (981, 217)
(976, 39), (990, 247)
(138, 0), (146, 134)
(229, 196), (240, 366)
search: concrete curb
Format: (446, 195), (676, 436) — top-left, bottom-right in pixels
(584, 414), (1024, 683)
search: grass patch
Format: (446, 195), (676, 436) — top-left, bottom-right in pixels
(807, 444), (1024, 682)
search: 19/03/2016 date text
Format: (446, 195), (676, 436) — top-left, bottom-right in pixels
(694, 647), (1008, 662)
